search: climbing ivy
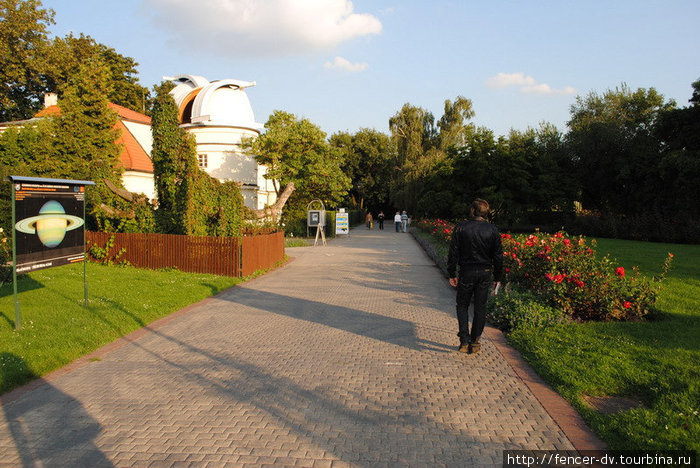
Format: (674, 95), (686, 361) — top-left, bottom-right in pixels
(151, 81), (244, 237)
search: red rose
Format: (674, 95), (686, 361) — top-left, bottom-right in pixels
(623, 301), (632, 309)
(615, 267), (625, 277)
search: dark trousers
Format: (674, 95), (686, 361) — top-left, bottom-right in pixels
(455, 269), (492, 344)
(395, 221), (401, 232)
(378, 219), (384, 230)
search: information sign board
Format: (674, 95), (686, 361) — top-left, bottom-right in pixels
(12, 179), (88, 273)
(335, 211), (349, 235)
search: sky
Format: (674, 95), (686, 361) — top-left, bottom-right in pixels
(42, 0), (700, 138)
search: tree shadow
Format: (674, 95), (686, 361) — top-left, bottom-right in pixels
(100, 326), (522, 464)
(0, 353), (112, 467)
(215, 287), (438, 351)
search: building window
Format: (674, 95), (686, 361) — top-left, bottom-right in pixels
(198, 154), (208, 168)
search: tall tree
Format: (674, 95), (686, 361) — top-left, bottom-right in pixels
(331, 128), (395, 211)
(437, 96), (475, 150)
(567, 84), (675, 214)
(0, 0), (54, 120)
(244, 110), (351, 215)
(654, 78), (700, 218)
(46, 33), (149, 113)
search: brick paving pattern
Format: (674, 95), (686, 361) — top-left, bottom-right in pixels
(0, 227), (576, 467)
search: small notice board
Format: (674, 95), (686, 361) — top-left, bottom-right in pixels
(335, 210), (349, 236)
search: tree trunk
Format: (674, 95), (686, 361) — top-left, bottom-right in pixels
(249, 182), (295, 220)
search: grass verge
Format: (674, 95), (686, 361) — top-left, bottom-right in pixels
(285, 237), (311, 248)
(0, 263), (240, 395)
(414, 230), (699, 451)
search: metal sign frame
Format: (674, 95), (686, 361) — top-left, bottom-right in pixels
(8, 175), (95, 330)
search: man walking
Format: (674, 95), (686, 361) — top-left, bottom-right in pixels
(394, 212), (402, 232)
(447, 199), (503, 354)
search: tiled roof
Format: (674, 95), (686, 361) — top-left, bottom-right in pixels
(108, 103), (151, 124)
(34, 104), (153, 173)
(36, 103), (151, 124)
(116, 120), (153, 173)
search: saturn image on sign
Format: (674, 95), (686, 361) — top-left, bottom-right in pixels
(15, 200), (84, 248)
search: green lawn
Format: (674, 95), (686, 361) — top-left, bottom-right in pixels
(509, 238), (699, 451)
(0, 263), (240, 395)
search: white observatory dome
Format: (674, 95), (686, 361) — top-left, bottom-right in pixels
(166, 75), (261, 132)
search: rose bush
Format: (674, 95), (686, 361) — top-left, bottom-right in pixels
(416, 220), (673, 322)
(415, 218), (455, 244)
(502, 231), (673, 321)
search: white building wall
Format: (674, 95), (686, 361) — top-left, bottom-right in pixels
(122, 121), (153, 155)
(123, 171), (156, 202)
(187, 125), (276, 210)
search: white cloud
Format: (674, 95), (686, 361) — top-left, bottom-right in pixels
(145, 0), (382, 56)
(486, 72), (577, 96)
(486, 72), (536, 88)
(324, 56), (368, 72)
(521, 84), (577, 96)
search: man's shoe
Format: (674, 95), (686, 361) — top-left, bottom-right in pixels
(468, 342), (481, 354)
(458, 344), (469, 353)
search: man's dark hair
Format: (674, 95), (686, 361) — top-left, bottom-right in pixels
(471, 199), (490, 217)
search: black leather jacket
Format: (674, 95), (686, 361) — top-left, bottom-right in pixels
(447, 218), (504, 281)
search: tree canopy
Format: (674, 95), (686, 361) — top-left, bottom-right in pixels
(0, 0), (149, 121)
(244, 110), (351, 213)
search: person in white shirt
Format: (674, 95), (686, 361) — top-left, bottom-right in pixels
(394, 212), (402, 232)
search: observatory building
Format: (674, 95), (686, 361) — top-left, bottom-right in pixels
(166, 75), (277, 211)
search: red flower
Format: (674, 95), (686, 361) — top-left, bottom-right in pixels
(623, 301), (632, 309)
(563, 239), (571, 246)
(505, 267), (511, 273)
(615, 267), (625, 277)
(501, 233), (512, 239)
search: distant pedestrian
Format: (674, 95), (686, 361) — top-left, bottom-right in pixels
(447, 198), (503, 354)
(394, 212), (401, 232)
(401, 211), (408, 232)
(365, 211), (373, 229)
(377, 211), (385, 230)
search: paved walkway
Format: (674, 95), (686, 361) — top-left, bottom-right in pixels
(1, 227), (581, 467)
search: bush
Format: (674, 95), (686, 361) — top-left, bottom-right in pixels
(414, 218), (455, 244)
(567, 210), (700, 245)
(501, 232), (673, 321)
(486, 288), (565, 332)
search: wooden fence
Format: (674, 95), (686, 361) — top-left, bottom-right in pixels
(86, 231), (285, 277)
(241, 231), (285, 277)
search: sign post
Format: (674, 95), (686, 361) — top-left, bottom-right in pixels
(306, 199), (326, 246)
(8, 176), (95, 330)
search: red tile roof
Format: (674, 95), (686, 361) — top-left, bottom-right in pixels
(116, 120), (153, 173)
(108, 103), (151, 124)
(34, 104), (153, 173)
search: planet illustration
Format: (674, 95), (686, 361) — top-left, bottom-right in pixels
(15, 200), (84, 248)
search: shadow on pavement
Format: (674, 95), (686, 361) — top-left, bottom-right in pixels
(217, 287), (429, 351)
(108, 327), (511, 465)
(0, 353), (111, 467)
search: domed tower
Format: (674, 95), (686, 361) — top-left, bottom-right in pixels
(166, 75), (277, 210)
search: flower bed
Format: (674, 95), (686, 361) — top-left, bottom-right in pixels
(415, 219), (673, 323)
(502, 232), (673, 321)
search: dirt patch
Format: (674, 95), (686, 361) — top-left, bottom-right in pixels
(582, 394), (644, 415)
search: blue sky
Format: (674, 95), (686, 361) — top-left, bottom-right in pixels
(43, 0), (699, 138)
